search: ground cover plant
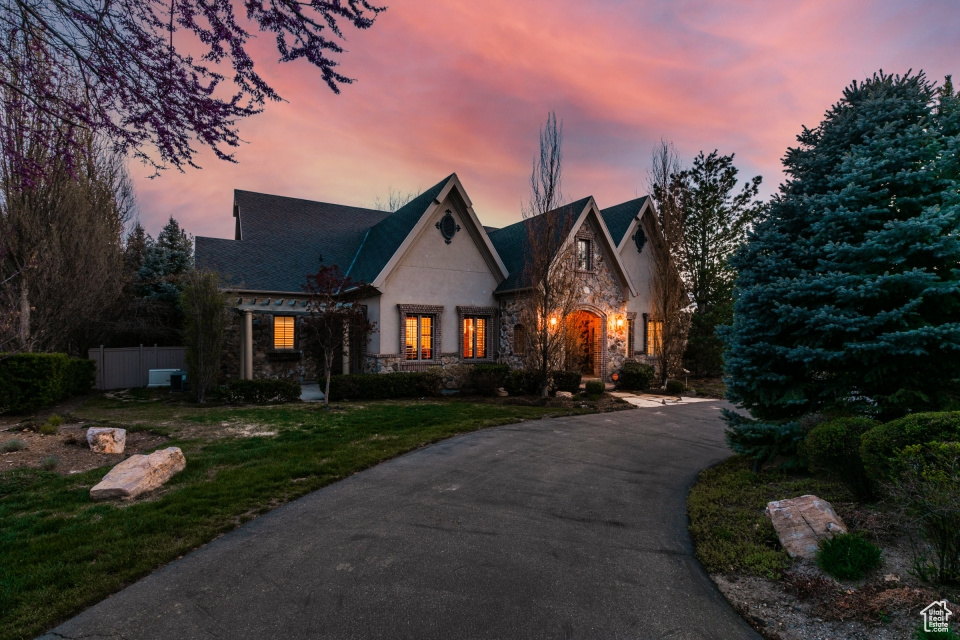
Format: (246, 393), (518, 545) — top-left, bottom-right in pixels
(816, 533), (883, 580)
(0, 391), (600, 640)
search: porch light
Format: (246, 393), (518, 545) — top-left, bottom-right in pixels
(549, 317), (558, 327)
(616, 317), (624, 328)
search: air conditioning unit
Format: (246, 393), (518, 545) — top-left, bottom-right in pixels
(169, 371), (188, 392)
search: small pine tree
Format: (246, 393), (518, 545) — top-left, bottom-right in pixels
(724, 71), (960, 422)
(182, 270), (230, 403)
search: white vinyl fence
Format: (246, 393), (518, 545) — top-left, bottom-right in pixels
(88, 345), (187, 390)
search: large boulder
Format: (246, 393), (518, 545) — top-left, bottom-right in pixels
(90, 447), (186, 501)
(556, 391), (574, 399)
(766, 495), (848, 559)
(86, 427), (126, 454)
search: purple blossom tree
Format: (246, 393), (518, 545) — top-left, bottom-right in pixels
(0, 0), (385, 183)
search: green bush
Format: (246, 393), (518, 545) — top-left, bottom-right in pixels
(617, 361), (654, 391)
(0, 353), (94, 414)
(65, 358), (96, 396)
(584, 380), (605, 396)
(40, 456), (59, 471)
(889, 441), (960, 583)
(816, 533), (882, 580)
(39, 414), (64, 435)
(861, 412), (960, 483)
(804, 417), (878, 500)
(723, 409), (803, 471)
(469, 364), (509, 396)
(505, 369), (541, 396)
(326, 371), (443, 401)
(551, 370), (582, 394)
(666, 379), (686, 395)
(1, 439), (26, 453)
(211, 379), (302, 404)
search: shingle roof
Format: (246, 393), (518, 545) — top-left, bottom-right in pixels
(345, 175), (452, 284)
(600, 196), (649, 247)
(195, 191), (391, 292)
(487, 197), (592, 293)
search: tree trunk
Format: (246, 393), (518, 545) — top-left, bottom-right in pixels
(18, 281), (30, 351)
(324, 352), (334, 408)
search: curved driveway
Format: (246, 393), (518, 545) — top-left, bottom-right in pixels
(43, 400), (761, 640)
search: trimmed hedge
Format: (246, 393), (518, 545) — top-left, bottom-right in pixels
(0, 353), (95, 414)
(469, 364), (510, 396)
(804, 417), (878, 500)
(861, 411), (960, 483)
(327, 371), (443, 401)
(505, 369), (540, 396)
(666, 379), (686, 395)
(585, 380), (605, 396)
(212, 379), (302, 404)
(617, 361), (654, 391)
(551, 370), (582, 394)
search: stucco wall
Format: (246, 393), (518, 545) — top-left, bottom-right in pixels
(377, 194), (501, 356)
(618, 214), (657, 357)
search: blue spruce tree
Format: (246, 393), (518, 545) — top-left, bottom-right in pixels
(724, 71), (960, 435)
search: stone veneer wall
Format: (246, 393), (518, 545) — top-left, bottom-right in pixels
(220, 311), (319, 383)
(497, 223), (632, 382)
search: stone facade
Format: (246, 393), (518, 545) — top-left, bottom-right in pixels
(221, 311), (318, 382)
(497, 222), (632, 382)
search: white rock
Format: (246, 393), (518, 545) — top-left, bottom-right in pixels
(556, 391), (574, 399)
(766, 495), (848, 559)
(496, 387), (509, 397)
(90, 447), (186, 501)
(86, 427), (126, 454)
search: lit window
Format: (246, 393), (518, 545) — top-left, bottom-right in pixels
(462, 317), (487, 359)
(405, 314), (434, 360)
(514, 324), (527, 356)
(646, 316), (662, 356)
(577, 239), (592, 271)
(274, 316), (295, 349)
(627, 318), (636, 355)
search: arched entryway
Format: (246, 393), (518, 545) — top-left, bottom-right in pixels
(566, 309), (605, 379)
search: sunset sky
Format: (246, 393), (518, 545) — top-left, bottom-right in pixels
(133, 1), (960, 241)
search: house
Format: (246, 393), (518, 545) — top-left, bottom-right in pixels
(195, 173), (664, 384)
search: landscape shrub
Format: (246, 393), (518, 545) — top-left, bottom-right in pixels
(326, 371), (443, 401)
(469, 364), (509, 396)
(584, 380), (605, 397)
(0, 353), (95, 414)
(40, 456), (59, 471)
(551, 370), (582, 394)
(211, 379), (302, 404)
(723, 410), (803, 471)
(39, 414), (64, 436)
(65, 358), (96, 396)
(617, 361), (654, 391)
(1, 439), (26, 453)
(816, 533), (882, 580)
(665, 379), (686, 395)
(505, 369), (540, 396)
(860, 412), (960, 483)
(889, 441), (960, 584)
(803, 417), (878, 500)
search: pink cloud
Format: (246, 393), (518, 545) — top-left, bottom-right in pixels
(132, 0), (960, 239)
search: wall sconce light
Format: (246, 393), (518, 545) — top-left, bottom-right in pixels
(616, 317), (624, 328)
(550, 317), (558, 327)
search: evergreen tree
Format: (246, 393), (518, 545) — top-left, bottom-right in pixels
(673, 151), (763, 376)
(724, 71), (960, 422)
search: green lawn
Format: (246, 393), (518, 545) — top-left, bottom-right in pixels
(0, 393), (600, 640)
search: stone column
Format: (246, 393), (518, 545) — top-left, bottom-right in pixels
(239, 314), (246, 379)
(243, 310), (253, 380)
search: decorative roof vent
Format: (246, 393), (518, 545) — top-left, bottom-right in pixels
(634, 227), (647, 253)
(436, 209), (460, 244)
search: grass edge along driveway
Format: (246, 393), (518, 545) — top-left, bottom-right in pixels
(0, 398), (602, 640)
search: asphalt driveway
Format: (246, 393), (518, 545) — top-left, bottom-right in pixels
(42, 400), (761, 640)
